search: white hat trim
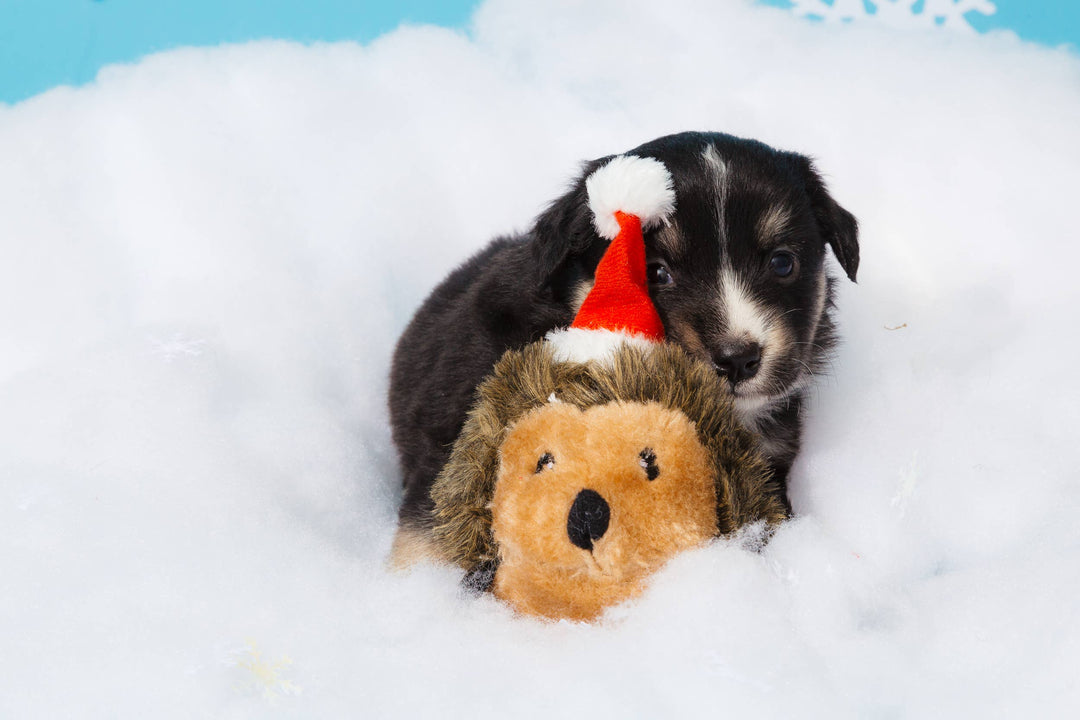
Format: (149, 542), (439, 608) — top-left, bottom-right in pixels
(585, 155), (676, 240)
(545, 327), (657, 365)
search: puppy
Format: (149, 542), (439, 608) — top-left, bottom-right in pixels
(389, 131), (858, 561)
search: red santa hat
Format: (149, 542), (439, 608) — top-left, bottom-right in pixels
(546, 154), (676, 364)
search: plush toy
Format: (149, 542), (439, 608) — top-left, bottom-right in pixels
(396, 156), (788, 621)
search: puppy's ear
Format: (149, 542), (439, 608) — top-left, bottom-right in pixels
(800, 159), (860, 282)
(530, 158), (609, 286)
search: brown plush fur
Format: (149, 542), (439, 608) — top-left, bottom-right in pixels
(396, 341), (788, 580)
(491, 401), (718, 621)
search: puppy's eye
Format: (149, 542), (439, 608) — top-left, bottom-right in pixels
(647, 262), (674, 286)
(535, 453), (555, 474)
(639, 448), (659, 481)
(769, 251), (797, 279)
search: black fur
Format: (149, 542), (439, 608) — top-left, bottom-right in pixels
(389, 131), (858, 520)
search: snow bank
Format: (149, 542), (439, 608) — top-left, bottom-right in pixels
(2, 0), (1078, 716)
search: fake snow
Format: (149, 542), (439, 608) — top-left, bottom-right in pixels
(2, 0), (1078, 716)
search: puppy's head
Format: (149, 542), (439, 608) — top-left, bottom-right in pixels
(532, 132), (859, 418)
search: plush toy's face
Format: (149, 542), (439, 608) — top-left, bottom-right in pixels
(490, 400), (718, 621)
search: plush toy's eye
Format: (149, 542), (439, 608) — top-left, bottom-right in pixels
(639, 448), (659, 480)
(535, 453), (555, 474)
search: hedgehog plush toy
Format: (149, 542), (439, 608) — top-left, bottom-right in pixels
(393, 156), (788, 621)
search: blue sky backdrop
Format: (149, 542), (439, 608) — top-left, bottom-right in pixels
(0, 0), (1077, 105)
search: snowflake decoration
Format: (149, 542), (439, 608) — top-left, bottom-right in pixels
(789, 0), (997, 33)
(231, 640), (302, 702)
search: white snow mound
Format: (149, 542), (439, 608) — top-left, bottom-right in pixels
(2, 0), (1079, 716)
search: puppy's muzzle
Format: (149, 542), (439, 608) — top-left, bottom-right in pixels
(712, 343), (761, 385)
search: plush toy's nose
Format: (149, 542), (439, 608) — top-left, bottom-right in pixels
(567, 489), (610, 551)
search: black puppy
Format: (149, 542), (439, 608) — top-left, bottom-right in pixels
(389, 131), (858, 560)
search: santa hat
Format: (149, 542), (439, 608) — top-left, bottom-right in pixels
(547, 155), (676, 364)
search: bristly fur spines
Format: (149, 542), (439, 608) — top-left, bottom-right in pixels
(428, 342), (787, 572)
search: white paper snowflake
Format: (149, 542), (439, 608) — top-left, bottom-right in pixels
(231, 640), (302, 702)
(789, 0), (997, 33)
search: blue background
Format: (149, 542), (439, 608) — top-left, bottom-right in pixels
(0, 0), (1077, 106)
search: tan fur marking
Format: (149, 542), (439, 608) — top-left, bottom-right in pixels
(653, 223), (685, 260)
(388, 526), (443, 570)
(570, 278), (594, 315)
(664, 316), (710, 360)
(805, 271), (828, 358)
(756, 205), (793, 245)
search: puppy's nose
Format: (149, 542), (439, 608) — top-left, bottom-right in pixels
(567, 489), (610, 551)
(713, 343), (761, 384)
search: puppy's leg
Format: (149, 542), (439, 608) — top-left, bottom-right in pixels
(387, 524), (443, 570)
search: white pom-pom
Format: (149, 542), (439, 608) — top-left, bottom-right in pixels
(545, 327), (656, 365)
(585, 155), (676, 240)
